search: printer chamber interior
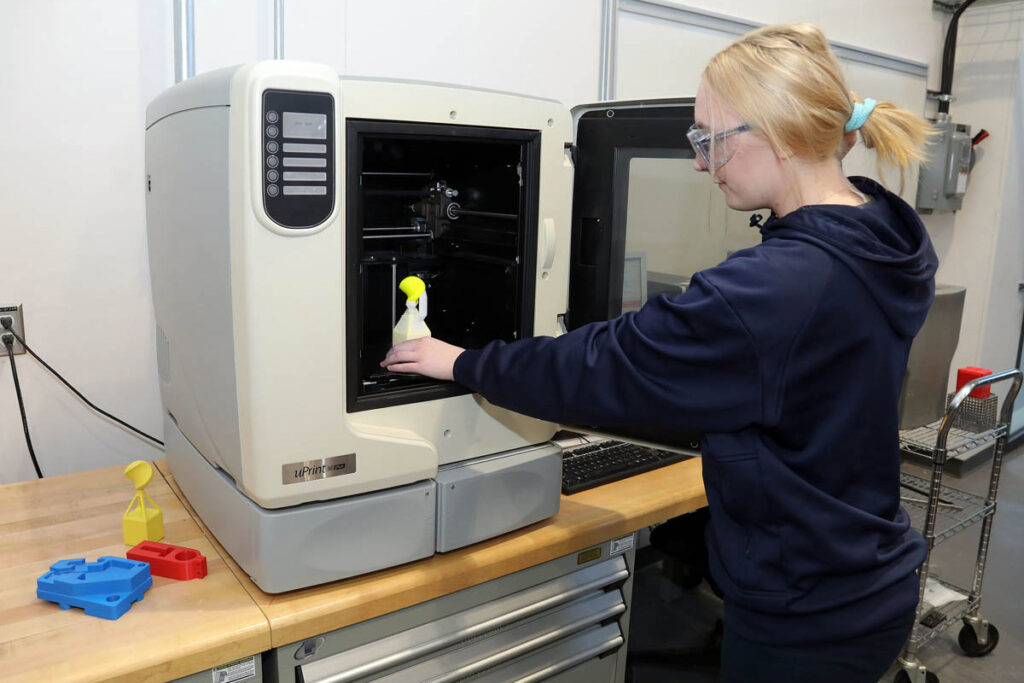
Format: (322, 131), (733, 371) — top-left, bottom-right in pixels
(346, 120), (540, 411)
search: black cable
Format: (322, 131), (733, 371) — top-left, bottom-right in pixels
(4, 335), (44, 478)
(0, 323), (164, 448)
(938, 0), (980, 115)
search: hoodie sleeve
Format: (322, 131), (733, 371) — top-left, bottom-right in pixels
(452, 272), (762, 433)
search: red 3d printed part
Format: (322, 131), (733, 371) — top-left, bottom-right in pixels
(957, 367), (992, 399)
(127, 541), (208, 580)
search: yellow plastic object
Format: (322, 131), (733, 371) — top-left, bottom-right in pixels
(399, 275), (426, 303)
(122, 460), (164, 546)
(393, 276), (431, 346)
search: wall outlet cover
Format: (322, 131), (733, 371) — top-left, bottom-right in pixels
(0, 304), (25, 355)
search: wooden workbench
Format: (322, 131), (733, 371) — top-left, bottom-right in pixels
(0, 463), (271, 683)
(1, 457), (705, 682)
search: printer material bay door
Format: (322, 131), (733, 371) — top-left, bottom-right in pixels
(567, 98), (763, 328)
(565, 98), (758, 451)
(567, 98), (699, 331)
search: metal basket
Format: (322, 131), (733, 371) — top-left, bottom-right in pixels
(945, 392), (998, 433)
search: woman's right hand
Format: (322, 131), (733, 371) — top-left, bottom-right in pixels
(381, 337), (466, 381)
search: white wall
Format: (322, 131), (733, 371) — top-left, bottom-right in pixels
(922, 2), (1024, 394)
(1, 0), (1021, 483)
(0, 1), (172, 483)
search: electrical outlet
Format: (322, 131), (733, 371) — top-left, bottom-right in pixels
(0, 304), (25, 355)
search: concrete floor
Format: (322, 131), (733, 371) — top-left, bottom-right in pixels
(627, 443), (1024, 683)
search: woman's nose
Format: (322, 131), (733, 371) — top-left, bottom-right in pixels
(693, 157), (707, 172)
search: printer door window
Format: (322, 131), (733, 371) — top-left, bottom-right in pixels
(567, 102), (759, 330)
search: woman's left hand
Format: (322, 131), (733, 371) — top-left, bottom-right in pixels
(381, 337), (466, 381)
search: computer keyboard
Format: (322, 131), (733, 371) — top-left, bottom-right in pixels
(561, 440), (691, 495)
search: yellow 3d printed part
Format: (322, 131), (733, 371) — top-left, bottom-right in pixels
(392, 275), (431, 346)
(123, 460), (164, 546)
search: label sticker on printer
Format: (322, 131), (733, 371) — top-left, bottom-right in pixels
(283, 454), (357, 484)
(211, 656), (257, 683)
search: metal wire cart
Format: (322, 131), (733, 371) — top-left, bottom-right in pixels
(894, 368), (1022, 683)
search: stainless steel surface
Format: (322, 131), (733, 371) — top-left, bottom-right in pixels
(299, 556), (629, 683)
(946, 392), (998, 433)
(900, 496), (963, 512)
(898, 284), (966, 430)
(900, 423), (1005, 461)
(368, 593), (625, 682)
(449, 208), (518, 220)
(473, 624), (625, 683)
(940, 370), (1022, 449)
(173, 0), (195, 83)
(599, 0), (617, 101)
(274, 0), (284, 59)
(908, 575), (980, 650)
(900, 472), (992, 545)
(281, 454), (356, 484)
(898, 369), (1022, 674)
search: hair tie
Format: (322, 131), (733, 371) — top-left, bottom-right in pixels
(845, 98), (877, 132)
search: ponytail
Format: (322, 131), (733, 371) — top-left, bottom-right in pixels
(854, 97), (935, 192)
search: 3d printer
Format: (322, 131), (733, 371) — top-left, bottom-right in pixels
(145, 61), (701, 592)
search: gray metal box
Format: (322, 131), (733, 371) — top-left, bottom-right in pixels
(916, 118), (972, 213)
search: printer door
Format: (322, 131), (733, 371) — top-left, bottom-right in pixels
(567, 98), (756, 331)
(566, 98), (755, 451)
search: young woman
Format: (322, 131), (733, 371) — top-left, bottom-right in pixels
(382, 24), (937, 682)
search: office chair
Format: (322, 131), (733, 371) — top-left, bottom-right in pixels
(626, 508), (724, 678)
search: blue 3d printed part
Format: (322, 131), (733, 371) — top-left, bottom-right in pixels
(37, 556), (153, 620)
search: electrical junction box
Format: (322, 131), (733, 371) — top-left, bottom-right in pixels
(916, 117), (972, 213)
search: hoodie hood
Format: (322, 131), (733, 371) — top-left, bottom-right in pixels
(760, 176), (938, 337)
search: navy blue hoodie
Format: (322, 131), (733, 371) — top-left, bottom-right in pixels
(453, 176), (936, 645)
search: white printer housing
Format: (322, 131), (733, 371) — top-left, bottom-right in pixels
(145, 61), (575, 591)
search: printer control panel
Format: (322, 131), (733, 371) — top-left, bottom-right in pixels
(261, 89), (335, 229)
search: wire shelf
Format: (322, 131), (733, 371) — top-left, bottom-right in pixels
(899, 421), (1006, 461)
(908, 575), (979, 648)
(899, 472), (994, 545)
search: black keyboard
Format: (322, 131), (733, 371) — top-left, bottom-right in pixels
(561, 440), (691, 494)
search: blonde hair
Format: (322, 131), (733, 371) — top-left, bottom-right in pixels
(702, 23), (933, 190)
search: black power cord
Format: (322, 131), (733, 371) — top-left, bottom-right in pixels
(938, 0), (981, 115)
(3, 334), (44, 478)
(0, 319), (164, 459)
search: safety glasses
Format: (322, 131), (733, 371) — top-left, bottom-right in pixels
(687, 123), (750, 170)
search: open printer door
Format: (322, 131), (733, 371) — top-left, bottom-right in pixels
(566, 98), (736, 450)
(568, 98), (696, 330)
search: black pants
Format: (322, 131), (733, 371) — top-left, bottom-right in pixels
(719, 610), (915, 683)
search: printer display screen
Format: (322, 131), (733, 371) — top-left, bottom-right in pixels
(282, 112), (328, 140)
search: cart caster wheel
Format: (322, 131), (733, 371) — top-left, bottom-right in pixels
(958, 622), (999, 657)
(894, 669), (939, 683)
